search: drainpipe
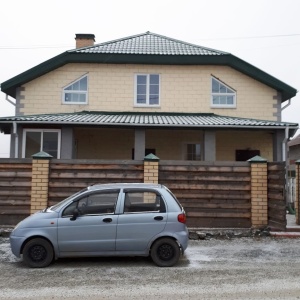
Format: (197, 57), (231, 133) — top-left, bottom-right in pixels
(13, 122), (18, 158)
(281, 99), (291, 111)
(5, 94), (16, 107)
(284, 126), (290, 206)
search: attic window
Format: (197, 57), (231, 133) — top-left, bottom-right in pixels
(211, 77), (236, 108)
(63, 75), (88, 104)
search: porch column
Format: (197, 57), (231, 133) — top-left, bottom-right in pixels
(30, 151), (52, 214)
(296, 159), (300, 225)
(61, 127), (75, 159)
(273, 130), (284, 162)
(134, 129), (145, 160)
(248, 156), (268, 228)
(204, 130), (216, 161)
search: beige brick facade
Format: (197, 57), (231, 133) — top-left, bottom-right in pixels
(73, 127), (273, 161)
(20, 64), (278, 120)
(250, 162), (268, 227)
(30, 159), (50, 214)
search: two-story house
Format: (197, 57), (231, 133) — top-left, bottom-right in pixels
(0, 32), (298, 161)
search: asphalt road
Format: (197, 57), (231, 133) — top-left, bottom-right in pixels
(1, 237), (300, 299)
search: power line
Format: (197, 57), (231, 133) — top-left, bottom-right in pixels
(200, 33), (300, 41)
(0, 33), (300, 50)
(0, 44), (73, 50)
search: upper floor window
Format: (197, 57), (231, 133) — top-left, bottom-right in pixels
(135, 74), (160, 106)
(63, 75), (88, 104)
(22, 129), (61, 158)
(211, 77), (236, 108)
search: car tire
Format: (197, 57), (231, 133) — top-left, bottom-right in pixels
(22, 238), (54, 268)
(151, 238), (181, 267)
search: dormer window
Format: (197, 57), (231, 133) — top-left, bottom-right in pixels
(211, 77), (236, 108)
(63, 75), (88, 104)
(135, 74), (160, 106)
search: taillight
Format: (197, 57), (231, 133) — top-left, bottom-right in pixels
(178, 213), (186, 224)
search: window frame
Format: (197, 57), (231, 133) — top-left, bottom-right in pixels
(22, 129), (61, 158)
(186, 143), (202, 161)
(211, 77), (236, 108)
(62, 75), (88, 105)
(134, 74), (160, 107)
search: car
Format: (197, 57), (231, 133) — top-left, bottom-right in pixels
(10, 183), (189, 268)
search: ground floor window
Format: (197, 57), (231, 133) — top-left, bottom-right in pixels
(22, 129), (61, 158)
(186, 144), (201, 160)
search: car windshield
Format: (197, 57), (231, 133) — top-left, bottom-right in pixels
(49, 188), (88, 211)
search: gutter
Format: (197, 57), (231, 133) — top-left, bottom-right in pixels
(0, 120), (298, 130)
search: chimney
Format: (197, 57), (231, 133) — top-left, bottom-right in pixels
(75, 34), (95, 48)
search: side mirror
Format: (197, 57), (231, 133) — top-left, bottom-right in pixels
(70, 208), (79, 221)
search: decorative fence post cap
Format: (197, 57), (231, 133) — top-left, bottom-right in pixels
(144, 153), (160, 162)
(32, 151), (53, 159)
(247, 155), (267, 163)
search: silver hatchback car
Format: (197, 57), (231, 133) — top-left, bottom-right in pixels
(10, 183), (189, 268)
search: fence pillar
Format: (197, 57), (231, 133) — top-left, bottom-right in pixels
(248, 156), (268, 228)
(30, 151), (52, 214)
(144, 154), (159, 184)
(296, 160), (300, 225)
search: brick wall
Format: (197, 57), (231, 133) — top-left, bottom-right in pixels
(20, 64), (277, 120)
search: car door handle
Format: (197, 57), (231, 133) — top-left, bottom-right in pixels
(154, 216), (163, 221)
(103, 218), (113, 223)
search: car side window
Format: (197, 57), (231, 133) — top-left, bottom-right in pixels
(124, 190), (166, 213)
(62, 191), (119, 217)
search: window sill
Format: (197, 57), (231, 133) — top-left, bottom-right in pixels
(210, 105), (236, 109)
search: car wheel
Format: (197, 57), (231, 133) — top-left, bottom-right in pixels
(151, 238), (181, 267)
(22, 238), (54, 268)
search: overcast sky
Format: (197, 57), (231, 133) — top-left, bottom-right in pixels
(0, 0), (300, 157)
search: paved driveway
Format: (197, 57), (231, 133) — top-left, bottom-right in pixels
(1, 237), (300, 299)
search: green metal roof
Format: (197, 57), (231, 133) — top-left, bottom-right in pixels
(71, 32), (227, 56)
(1, 32), (297, 101)
(0, 111), (298, 130)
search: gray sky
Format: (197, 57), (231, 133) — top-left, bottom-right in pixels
(0, 0), (300, 157)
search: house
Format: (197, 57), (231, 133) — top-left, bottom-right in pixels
(0, 32), (298, 161)
(288, 133), (300, 166)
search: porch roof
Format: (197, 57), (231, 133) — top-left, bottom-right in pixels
(0, 111), (298, 131)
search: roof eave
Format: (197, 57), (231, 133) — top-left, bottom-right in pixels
(0, 120), (298, 130)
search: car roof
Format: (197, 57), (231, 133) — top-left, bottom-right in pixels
(87, 183), (163, 191)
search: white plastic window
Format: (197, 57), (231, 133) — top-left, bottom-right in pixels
(135, 74), (160, 106)
(63, 75), (88, 104)
(22, 129), (61, 158)
(211, 77), (236, 108)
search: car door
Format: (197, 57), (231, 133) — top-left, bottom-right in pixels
(57, 189), (120, 253)
(116, 189), (167, 251)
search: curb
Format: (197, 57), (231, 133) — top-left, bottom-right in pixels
(270, 232), (300, 238)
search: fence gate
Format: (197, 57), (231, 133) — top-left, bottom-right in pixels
(268, 162), (286, 231)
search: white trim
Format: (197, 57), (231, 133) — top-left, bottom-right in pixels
(62, 75), (88, 105)
(134, 74), (161, 107)
(22, 129), (61, 158)
(210, 77), (236, 108)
